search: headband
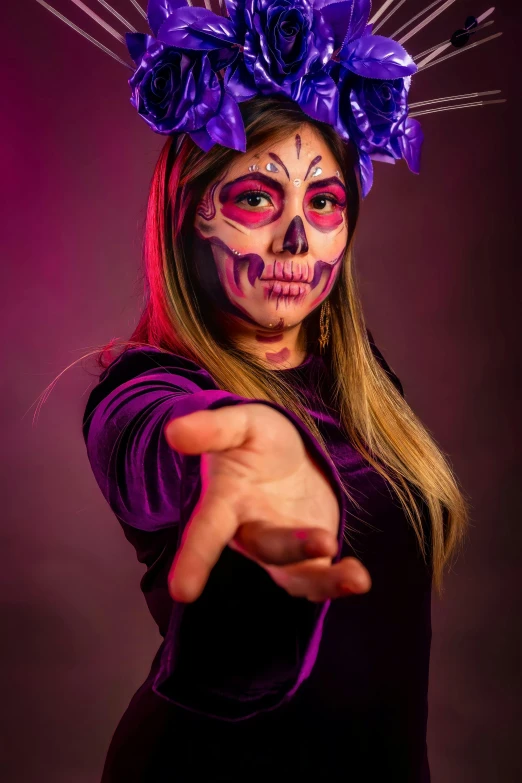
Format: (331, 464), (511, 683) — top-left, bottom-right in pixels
(35, 0), (504, 196)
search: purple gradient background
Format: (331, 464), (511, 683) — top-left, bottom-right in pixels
(2, 1), (521, 781)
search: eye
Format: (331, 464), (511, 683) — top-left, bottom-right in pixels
(236, 191), (273, 210)
(309, 195), (337, 212)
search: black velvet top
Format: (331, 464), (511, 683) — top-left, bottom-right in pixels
(82, 332), (432, 782)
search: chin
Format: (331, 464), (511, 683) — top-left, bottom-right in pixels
(243, 296), (312, 329)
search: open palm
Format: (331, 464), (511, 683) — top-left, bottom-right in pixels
(164, 403), (371, 603)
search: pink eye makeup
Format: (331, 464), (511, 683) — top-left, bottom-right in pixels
(236, 190), (274, 210)
(304, 177), (347, 232)
(219, 173), (285, 227)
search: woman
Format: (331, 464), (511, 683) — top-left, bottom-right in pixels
(82, 94), (467, 782)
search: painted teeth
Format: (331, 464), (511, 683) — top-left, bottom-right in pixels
(270, 281), (307, 296)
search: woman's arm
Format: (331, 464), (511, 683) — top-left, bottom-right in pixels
(83, 348), (349, 720)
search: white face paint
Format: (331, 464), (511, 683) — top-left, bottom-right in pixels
(194, 126), (349, 364)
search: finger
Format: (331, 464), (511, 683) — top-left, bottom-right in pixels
(164, 407), (251, 455)
(232, 523), (338, 565)
(168, 489), (238, 604)
(265, 556), (372, 602)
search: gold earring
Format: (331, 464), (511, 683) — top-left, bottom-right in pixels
(318, 299), (331, 354)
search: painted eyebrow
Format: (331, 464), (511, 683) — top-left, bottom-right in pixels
(305, 176), (347, 194)
(219, 172), (285, 202)
(268, 152), (290, 180)
(304, 155), (322, 180)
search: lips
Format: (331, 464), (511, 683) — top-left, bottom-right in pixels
(260, 259), (313, 284)
(260, 276), (311, 283)
(263, 280), (310, 297)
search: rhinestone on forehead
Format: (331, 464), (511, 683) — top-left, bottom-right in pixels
(293, 178), (302, 187)
(266, 162), (279, 173)
(248, 164), (259, 172)
(311, 167), (323, 178)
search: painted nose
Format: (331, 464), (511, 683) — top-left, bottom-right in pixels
(282, 216), (309, 255)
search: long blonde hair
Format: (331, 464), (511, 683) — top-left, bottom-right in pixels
(83, 96), (468, 595)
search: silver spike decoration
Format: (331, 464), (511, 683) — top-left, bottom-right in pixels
(372, 0), (409, 34)
(413, 20), (495, 61)
(417, 31), (503, 71)
(409, 98), (506, 118)
(94, 1), (137, 32)
(35, 0), (133, 69)
(369, 0), (402, 26)
(127, 0), (148, 21)
(398, 0), (458, 46)
(417, 8), (496, 67)
(67, 0), (126, 44)
(409, 90), (501, 108)
(389, 0), (454, 40)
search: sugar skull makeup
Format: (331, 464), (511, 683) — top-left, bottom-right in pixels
(194, 126), (348, 335)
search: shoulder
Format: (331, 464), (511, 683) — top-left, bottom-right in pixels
(82, 347), (219, 438)
(98, 346), (213, 387)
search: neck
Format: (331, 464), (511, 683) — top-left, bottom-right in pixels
(220, 312), (308, 370)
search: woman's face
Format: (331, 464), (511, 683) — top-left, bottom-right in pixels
(194, 125), (348, 333)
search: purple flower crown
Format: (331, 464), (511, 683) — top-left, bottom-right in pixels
(126, 0), (423, 197)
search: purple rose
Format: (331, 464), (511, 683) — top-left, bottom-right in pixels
(338, 69), (409, 157)
(125, 33), (246, 152)
(128, 38), (221, 134)
(335, 68), (423, 196)
(390, 115), (424, 176)
(240, 0), (334, 94)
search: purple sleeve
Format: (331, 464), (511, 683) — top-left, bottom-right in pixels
(84, 353), (347, 720)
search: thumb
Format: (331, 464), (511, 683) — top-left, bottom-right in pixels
(164, 405), (251, 455)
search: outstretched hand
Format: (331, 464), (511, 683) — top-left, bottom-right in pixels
(164, 403), (371, 603)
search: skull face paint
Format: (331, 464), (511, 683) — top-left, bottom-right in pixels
(219, 173), (285, 228)
(304, 177), (347, 232)
(283, 216), (309, 254)
(193, 126), (349, 356)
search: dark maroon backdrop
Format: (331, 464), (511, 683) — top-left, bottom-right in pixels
(2, 1), (521, 781)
